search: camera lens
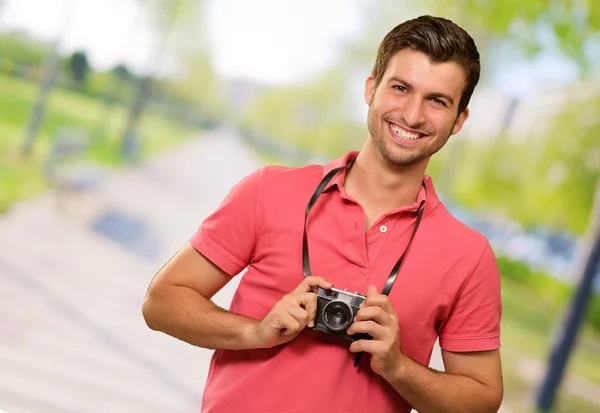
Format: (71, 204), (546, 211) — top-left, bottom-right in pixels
(322, 301), (353, 332)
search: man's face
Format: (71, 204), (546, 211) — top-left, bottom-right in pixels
(364, 49), (470, 168)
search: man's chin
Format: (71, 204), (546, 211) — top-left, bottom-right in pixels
(380, 146), (421, 167)
(381, 153), (419, 168)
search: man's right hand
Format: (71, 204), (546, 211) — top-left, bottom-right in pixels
(251, 276), (332, 349)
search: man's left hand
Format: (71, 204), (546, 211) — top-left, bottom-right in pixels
(347, 285), (404, 379)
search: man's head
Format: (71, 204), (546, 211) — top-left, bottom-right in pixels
(364, 15), (480, 169)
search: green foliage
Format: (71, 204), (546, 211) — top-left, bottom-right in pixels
(138, 0), (199, 31)
(499, 257), (571, 304)
(425, 0), (600, 74)
(165, 54), (227, 121)
(0, 31), (48, 68)
(443, 95), (600, 236)
(333, 1), (600, 235)
(0, 72), (194, 213)
(111, 63), (133, 81)
(497, 255), (600, 333)
(68, 50), (91, 87)
(239, 67), (364, 157)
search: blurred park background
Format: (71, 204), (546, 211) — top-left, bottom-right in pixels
(0, 0), (599, 412)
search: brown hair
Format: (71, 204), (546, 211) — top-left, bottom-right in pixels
(372, 15), (480, 113)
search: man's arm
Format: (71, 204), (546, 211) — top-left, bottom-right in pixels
(142, 242), (334, 351)
(142, 168), (265, 350)
(347, 284), (503, 413)
(142, 243), (259, 350)
(385, 349), (503, 413)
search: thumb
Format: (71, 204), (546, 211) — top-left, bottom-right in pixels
(367, 285), (379, 296)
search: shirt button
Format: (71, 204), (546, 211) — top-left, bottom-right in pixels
(379, 225), (387, 233)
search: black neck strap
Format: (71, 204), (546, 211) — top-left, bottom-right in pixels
(302, 160), (426, 368)
(303, 160), (426, 296)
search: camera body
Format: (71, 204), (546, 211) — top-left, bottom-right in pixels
(313, 287), (371, 342)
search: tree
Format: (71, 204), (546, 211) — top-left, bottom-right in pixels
(68, 50), (90, 88)
(21, 0), (77, 156)
(92, 63), (136, 142)
(239, 65), (363, 160)
(167, 53), (227, 123)
(119, 0), (200, 161)
(425, 0), (600, 76)
(112, 63), (133, 81)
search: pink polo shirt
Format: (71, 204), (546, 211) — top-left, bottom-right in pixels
(190, 151), (501, 413)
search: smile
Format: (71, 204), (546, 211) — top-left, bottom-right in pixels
(388, 122), (426, 141)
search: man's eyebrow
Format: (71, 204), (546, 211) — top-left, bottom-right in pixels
(387, 76), (455, 106)
(388, 76), (412, 89)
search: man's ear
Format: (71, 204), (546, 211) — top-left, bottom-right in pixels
(364, 75), (376, 106)
(451, 107), (470, 136)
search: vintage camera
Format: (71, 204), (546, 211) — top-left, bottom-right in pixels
(313, 287), (372, 342)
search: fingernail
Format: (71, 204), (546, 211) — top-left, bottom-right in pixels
(308, 321), (314, 328)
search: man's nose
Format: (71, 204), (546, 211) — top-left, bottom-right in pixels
(402, 97), (426, 127)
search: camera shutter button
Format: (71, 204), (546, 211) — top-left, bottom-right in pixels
(379, 225), (387, 233)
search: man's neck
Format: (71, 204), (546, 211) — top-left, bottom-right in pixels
(345, 145), (428, 211)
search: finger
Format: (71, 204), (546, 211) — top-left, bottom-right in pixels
(304, 294), (318, 328)
(277, 310), (302, 336)
(293, 276), (332, 293)
(362, 294), (394, 314)
(282, 301), (310, 328)
(283, 292), (317, 306)
(362, 288), (398, 319)
(367, 284), (379, 296)
(354, 306), (394, 327)
(361, 285), (384, 308)
(349, 338), (380, 354)
(346, 320), (386, 339)
(282, 293), (318, 327)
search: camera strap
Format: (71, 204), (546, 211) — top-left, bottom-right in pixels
(302, 160), (355, 278)
(302, 158), (427, 367)
(303, 159), (426, 289)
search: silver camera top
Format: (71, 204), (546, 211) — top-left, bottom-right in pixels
(317, 287), (366, 307)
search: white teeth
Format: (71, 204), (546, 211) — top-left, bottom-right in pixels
(390, 123), (421, 140)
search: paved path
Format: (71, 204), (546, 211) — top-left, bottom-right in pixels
(0, 131), (257, 413)
(0, 130), (503, 412)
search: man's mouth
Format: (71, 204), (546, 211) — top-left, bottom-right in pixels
(388, 122), (427, 141)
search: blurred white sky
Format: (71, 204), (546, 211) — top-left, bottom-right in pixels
(0, 0), (580, 94)
(0, 0), (153, 72)
(206, 0), (361, 84)
(0, 0), (361, 85)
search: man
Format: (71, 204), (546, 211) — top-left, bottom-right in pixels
(143, 15), (503, 413)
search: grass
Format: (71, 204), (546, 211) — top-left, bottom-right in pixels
(0, 73), (196, 213)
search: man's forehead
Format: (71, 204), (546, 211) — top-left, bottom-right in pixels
(384, 51), (466, 94)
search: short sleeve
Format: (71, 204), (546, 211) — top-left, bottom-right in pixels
(189, 168), (262, 276)
(438, 243), (502, 352)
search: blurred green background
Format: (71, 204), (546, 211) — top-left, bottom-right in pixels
(0, 1), (599, 412)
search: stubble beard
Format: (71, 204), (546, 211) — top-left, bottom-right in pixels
(366, 103), (456, 169)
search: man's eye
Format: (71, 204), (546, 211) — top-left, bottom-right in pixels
(394, 85), (406, 92)
(433, 98), (446, 106)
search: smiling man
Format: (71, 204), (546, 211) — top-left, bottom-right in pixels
(143, 15), (503, 413)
